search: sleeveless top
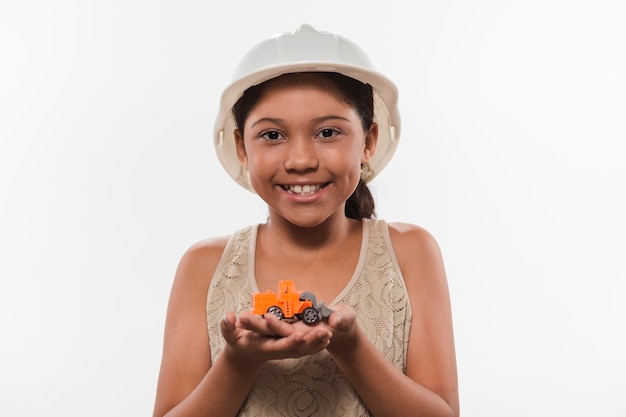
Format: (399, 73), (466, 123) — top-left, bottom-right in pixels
(206, 218), (412, 417)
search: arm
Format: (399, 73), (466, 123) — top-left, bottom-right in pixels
(325, 223), (459, 417)
(152, 238), (257, 417)
(153, 239), (333, 417)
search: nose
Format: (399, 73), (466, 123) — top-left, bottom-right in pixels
(283, 137), (319, 173)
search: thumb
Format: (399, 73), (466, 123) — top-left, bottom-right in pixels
(329, 306), (355, 332)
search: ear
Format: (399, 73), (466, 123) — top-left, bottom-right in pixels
(234, 129), (249, 168)
(361, 122), (378, 164)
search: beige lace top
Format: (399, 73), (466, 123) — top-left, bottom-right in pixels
(206, 218), (412, 416)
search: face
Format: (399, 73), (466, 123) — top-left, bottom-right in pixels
(234, 83), (377, 228)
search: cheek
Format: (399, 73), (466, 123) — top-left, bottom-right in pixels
(340, 154), (363, 183)
(350, 164), (362, 185)
(246, 152), (279, 182)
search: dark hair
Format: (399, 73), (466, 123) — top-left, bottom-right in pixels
(232, 72), (376, 219)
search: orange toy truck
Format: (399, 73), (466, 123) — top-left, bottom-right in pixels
(252, 280), (334, 325)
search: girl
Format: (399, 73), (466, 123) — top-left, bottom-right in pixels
(153, 24), (459, 417)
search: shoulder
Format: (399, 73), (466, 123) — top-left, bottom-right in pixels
(164, 234), (232, 334)
(385, 221), (442, 260)
(384, 221), (447, 288)
(183, 235), (232, 265)
(174, 235), (232, 286)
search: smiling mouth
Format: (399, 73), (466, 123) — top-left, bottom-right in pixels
(280, 183), (329, 195)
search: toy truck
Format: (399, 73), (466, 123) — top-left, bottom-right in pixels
(252, 280), (334, 324)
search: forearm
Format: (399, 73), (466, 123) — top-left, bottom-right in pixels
(161, 348), (260, 417)
(328, 329), (456, 417)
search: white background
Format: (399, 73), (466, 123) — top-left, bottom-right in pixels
(1, 0), (624, 415)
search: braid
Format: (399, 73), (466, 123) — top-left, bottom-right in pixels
(345, 179), (375, 219)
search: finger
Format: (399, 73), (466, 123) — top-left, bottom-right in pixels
(238, 311), (264, 329)
(328, 305), (356, 332)
(328, 312), (343, 329)
(263, 313), (297, 337)
(288, 329), (332, 355)
(220, 311), (238, 343)
(239, 311), (284, 337)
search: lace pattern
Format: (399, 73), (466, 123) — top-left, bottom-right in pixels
(206, 219), (412, 417)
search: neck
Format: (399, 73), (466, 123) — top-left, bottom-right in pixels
(263, 211), (359, 250)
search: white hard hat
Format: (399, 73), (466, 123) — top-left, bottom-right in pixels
(214, 24), (401, 193)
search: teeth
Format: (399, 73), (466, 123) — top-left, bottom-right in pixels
(287, 184), (321, 195)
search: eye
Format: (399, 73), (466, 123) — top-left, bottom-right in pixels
(261, 130), (284, 141)
(316, 128), (339, 139)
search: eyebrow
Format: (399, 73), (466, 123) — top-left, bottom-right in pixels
(250, 115), (352, 129)
(250, 117), (284, 129)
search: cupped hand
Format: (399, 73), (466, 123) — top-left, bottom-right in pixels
(220, 311), (332, 366)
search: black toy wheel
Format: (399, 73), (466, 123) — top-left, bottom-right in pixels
(301, 307), (320, 324)
(266, 306), (284, 320)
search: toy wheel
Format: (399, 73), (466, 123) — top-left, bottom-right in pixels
(301, 307), (320, 324)
(266, 306), (284, 320)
